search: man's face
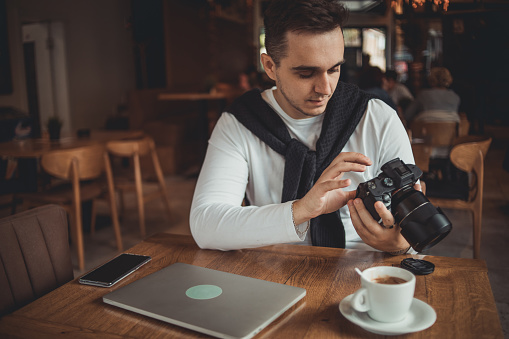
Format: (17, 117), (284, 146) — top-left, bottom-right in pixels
(262, 27), (345, 120)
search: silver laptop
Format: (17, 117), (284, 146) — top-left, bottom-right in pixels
(103, 262), (306, 339)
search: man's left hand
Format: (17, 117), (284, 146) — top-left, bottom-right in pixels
(346, 183), (422, 253)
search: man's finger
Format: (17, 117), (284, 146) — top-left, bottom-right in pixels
(344, 190), (358, 202)
(331, 152), (372, 167)
(321, 159), (368, 180)
(347, 200), (363, 233)
(317, 178), (351, 192)
(374, 201), (395, 227)
(413, 182), (422, 192)
(351, 198), (377, 237)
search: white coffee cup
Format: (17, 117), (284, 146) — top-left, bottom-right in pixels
(351, 266), (416, 323)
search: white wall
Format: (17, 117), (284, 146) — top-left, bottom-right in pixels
(22, 22), (73, 134)
(0, 0), (136, 131)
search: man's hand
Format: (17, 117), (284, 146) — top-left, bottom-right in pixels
(346, 183), (422, 253)
(292, 152), (372, 225)
(347, 198), (410, 253)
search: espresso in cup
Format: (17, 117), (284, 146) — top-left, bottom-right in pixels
(373, 275), (407, 285)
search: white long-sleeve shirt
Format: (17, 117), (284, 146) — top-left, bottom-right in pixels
(190, 87), (414, 251)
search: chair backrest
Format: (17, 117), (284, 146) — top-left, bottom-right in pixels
(0, 205), (73, 316)
(410, 121), (458, 147)
(450, 136), (492, 173)
(411, 143), (432, 172)
(40, 144), (106, 180)
(106, 136), (154, 157)
(449, 136), (492, 202)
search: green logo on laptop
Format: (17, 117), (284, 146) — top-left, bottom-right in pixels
(186, 285), (223, 300)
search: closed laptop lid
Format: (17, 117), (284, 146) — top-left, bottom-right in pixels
(103, 262), (306, 339)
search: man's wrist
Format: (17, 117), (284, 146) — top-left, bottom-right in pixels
(292, 199), (315, 225)
(291, 201), (310, 239)
(387, 245), (411, 256)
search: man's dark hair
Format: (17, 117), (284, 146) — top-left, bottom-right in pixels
(263, 0), (348, 66)
(385, 70), (398, 81)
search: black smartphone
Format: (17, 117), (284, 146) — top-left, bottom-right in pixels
(79, 253), (151, 287)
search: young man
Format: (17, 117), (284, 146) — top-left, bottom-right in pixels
(190, 0), (415, 254)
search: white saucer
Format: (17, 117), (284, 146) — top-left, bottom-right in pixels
(339, 294), (436, 336)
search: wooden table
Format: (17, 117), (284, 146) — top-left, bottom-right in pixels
(0, 234), (502, 338)
(0, 129), (144, 158)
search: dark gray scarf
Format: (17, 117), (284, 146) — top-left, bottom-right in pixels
(227, 82), (373, 247)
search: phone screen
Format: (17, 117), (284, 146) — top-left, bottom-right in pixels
(79, 253), (151, 287)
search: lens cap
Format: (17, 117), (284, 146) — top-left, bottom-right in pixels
(400, 258), (435, 275)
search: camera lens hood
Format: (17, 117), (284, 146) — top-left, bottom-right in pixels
(399, 205), (452, 252)
(392, 187), (452, 252)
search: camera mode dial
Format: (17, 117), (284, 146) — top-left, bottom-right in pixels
(383, 178), (394, 187)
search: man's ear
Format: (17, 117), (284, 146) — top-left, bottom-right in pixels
(261, 53), (277, 81)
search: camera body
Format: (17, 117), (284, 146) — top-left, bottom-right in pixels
(355, 158), (452, 252)
(355, 158), (422, 222)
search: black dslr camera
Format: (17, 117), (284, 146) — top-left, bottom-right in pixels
(355, 158), (452, 252)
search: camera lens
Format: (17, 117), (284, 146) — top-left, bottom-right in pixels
(392, 186), (452, 252)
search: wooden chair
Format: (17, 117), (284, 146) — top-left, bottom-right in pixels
(410, 120), (460, 181)
(411, 143), (432, 195)
(410, 120), (458, 148)
(411, 143), (432, 173)
(426, 135), (492, 259)
(19, 144), (122, 271)
(106, 136), (171, 237)
(0, 205), (74, 316)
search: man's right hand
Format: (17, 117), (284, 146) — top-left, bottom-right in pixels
(292, 152), (372, 225)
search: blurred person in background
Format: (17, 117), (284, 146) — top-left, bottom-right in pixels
(405, 67), (462, 184)
(358, 66), (397, 111)
(385, 70), (413, 126)
(404, 67), (460, 126)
